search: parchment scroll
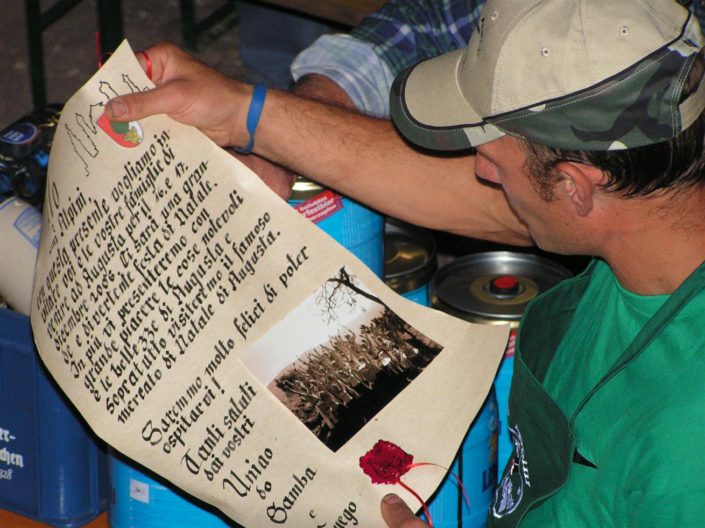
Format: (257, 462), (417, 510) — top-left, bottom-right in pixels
(30, 41), (508, 528)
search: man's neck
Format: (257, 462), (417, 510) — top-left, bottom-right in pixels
(601, 188), (705, 295)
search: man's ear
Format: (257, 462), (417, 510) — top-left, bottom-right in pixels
(554, 161), (607, 217)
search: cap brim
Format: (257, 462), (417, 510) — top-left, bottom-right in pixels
(390, 49), (504, 152)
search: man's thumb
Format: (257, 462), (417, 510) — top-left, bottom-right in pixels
(106, 87), (172, 123)
(380, 494), (427, 528)
(106, 97), (129, 121)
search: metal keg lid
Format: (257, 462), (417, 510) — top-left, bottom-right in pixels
(384, 219), (437, 294)
(431, 251), (573, 324)
(289, 176), (324, 201)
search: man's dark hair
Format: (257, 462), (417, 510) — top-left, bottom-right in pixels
(522, 49), (705, 200)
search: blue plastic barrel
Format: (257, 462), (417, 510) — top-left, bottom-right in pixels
(399, 285), (430, 306)
(0, 308), (108, 527)
(289, 178), (384, 277)
(423, 388), (498, 528)
(109, 452), (236, 528)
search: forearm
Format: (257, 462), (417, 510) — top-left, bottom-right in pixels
(253, 88), (531, 245)
(108, 44), (530, 245)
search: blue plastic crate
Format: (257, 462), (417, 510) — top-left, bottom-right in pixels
(0, 308), (108, 527)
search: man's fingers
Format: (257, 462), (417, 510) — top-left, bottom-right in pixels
(105, 42), (193, 122)
(380, 495), (429, 528)
(136, 42), (184, 85)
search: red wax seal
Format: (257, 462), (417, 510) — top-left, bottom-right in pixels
(359, 440), (413, 485)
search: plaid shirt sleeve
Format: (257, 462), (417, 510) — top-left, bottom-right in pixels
(291, 34), (395, 118)
(351, 0), (484, 76)
(291, 0), (485, 118)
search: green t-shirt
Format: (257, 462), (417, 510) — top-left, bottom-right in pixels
(520, 260), (705, 527)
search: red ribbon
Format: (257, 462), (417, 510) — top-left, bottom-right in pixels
(96, 32), (103, 68)
(95, 33), (150, 81)
(360, 440), (471, 527)
(136, 51), (153, 80)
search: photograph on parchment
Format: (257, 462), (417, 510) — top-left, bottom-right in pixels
(239, 266), (444, 451)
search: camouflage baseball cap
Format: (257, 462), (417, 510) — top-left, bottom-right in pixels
(390, 0), (705, 151)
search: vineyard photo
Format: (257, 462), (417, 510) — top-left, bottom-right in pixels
(239, 266), (444, 451)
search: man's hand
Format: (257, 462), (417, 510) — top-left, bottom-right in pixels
(106, 42), (251, 148)
(106, 42), (295, 198)
(381, 495), (430, 528)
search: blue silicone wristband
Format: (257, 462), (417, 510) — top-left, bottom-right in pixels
(234, 82), (267, 154)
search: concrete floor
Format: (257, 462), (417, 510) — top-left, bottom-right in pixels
(1, 0), (249, 127)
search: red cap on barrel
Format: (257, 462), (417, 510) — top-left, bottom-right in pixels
(490, 275), (520, 296)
